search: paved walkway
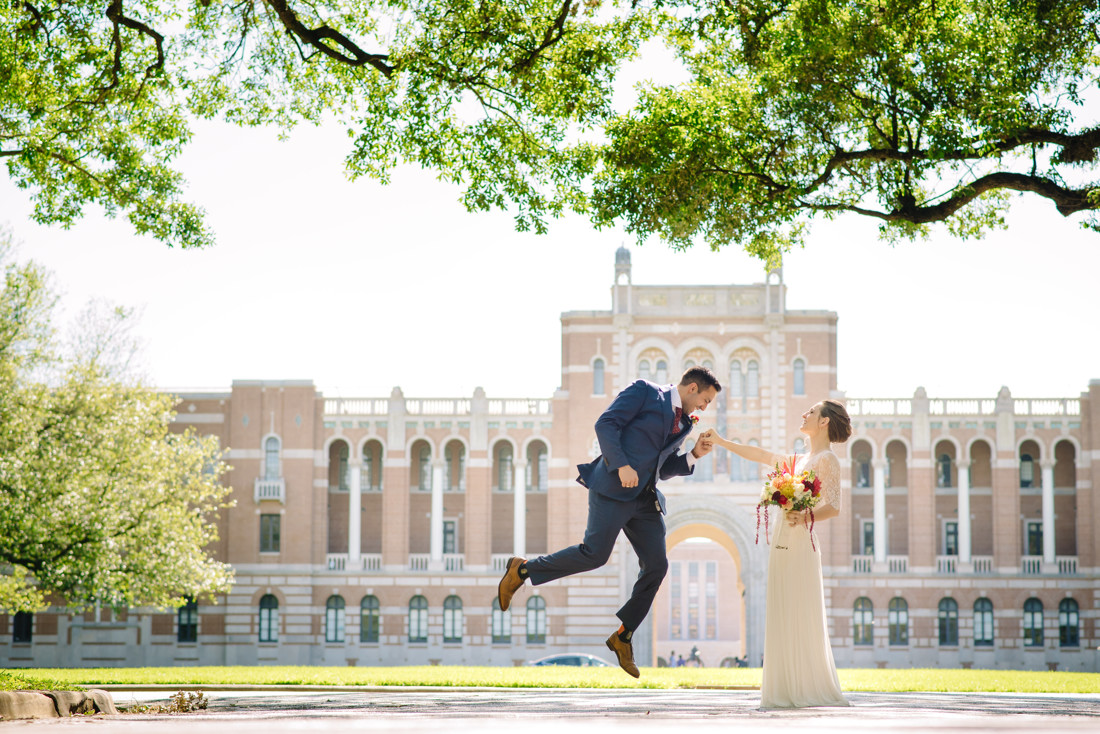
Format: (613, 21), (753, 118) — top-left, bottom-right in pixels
(8, 688), (1100, 733)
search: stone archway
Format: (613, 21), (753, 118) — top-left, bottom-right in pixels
(657, 495), (768, 667)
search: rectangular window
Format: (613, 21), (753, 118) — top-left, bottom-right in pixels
(669, 563), (682, 640)
(177, 599), (198, 643)
(944, 521), (958, 556)
(687, 562), (699, 640)
(260, 514), (281, 553)
(861, 521), (874, 556)
(1026, 521), (1043, 556)
(443, 520), (457, 554)
(705, 562), (717, 640)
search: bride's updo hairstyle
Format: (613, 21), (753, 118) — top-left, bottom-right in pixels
(820, 400), (852, 444)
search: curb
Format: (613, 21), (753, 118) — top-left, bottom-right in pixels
(93, 684), (761, 693)
(0, 689), (116, 721)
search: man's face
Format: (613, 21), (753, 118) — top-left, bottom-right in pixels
(685, 385), (718, 414)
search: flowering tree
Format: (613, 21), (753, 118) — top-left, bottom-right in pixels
(0, 229), (232, 612)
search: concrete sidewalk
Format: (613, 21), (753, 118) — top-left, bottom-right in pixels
(8, 688), (1100, 733)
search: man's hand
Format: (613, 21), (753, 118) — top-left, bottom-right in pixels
(618, 465), (640, 489)
(691, 435), (714, 459)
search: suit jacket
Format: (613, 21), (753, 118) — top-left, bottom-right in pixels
(576, 379), (695, 513)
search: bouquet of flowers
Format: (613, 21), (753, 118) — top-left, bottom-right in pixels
(755, 458), (823, 549)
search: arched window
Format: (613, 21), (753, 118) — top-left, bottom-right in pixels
(325, 595), (345, 643)
(702, 359), (714, 371)
(443, 596), (463, 643)
(938, 598), (958, 646)
(1059, 599), (1079, 647)
(938, 454), (953, 488)
(853, 598), (873, 645)
(1023, 598), (1043, 647)
(638, 359), (651, 381)
(746, 361), (759, 398)
(491, 597), (511, 644)
(444, 441), (466, 492)
(655, 360), (668, 384)
(888, 597), (908, 645)
(526, 596), (547, 644)
(593, 358), (605, 395)
(328, 441), (349, 491)
(418, 444), (432, 491)
(360, 595), (380, 644)
(1019, 453), (1035, 488)
(684, 359), (695, 370)
(495, 443), (514, 491)
(258, 594), (279, 643)
(363, 440), (383, 491)
(729, 360), (743, 399)
(264, 436), (280, 480)
(793, 359), (805, 395)
(408, 595), (428, 643)
(177, 597), (198, 643)
(973, 598), (994, 646)
(12, 611), (33, 643)
(527, 441), (548, 492)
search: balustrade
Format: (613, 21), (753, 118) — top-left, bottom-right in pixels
(253, 477), (285, 504)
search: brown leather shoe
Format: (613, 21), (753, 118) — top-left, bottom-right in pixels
(605, 632), (641, 678)
(497, 556), (526, 612)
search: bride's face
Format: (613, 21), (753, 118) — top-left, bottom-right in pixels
(799, 403), (826, 437)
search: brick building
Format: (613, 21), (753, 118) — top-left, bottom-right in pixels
(2, 247), (1095, 671)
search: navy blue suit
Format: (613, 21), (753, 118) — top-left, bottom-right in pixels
(525, 380), (695, 630)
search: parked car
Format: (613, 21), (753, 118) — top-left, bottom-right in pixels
(526, 653), (612, 667)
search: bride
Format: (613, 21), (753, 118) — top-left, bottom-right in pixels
(702, 399), (852, 708)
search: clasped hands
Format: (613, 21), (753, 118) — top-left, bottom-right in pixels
(616, 429), (715, 489)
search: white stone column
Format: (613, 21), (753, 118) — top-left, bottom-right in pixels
(513, 460), (527, 558)
(430, 461), (445, 563)
(348, 463), (362, 568)
(1040, 459), (1056, 566)
(872, 459), (887, 564)
(957, 461), (971, 565)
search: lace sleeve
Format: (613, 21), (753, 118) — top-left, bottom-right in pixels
(816, 453), (842, 513)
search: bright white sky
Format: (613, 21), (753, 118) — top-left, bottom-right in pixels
(1, 48), (1097, 401)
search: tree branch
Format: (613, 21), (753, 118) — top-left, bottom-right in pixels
(0, 149), (25, 158)
(805, 172), (1095, 222)
(511, 0), (573, 73)
(263, 0), (393, 77)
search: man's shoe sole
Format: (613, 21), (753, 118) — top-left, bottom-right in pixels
(497, 557), (524, 612)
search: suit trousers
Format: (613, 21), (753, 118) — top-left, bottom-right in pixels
(524, 488), (668, 631)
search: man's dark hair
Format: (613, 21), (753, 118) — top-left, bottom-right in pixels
(679, 366), (722, 393)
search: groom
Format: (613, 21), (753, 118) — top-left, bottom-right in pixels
(497, 366), (721, 677)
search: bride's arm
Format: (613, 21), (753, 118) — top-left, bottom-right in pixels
(701, 430), (786, 467)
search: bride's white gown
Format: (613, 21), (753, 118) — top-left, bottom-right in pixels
(760, 450), (849, 709)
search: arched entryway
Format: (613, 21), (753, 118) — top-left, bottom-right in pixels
(638, 496), (767, 667)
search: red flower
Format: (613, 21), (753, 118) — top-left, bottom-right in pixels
(803, 479), (814, 490)
(771, 490), (782, 503)
(813, 477), (821, 491)
(777, 495), (788, 506)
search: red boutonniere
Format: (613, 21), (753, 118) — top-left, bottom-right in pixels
(689, 415), (699, 425)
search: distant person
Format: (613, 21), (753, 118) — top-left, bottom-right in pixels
(703, 399), (852, 708)
(497, 368), (721, 678)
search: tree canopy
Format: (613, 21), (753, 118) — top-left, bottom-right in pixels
(0, 229), (232, 612)
(2, 0), (1098, 262)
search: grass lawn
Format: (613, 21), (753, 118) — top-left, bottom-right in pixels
(9, 666), (1099, 693)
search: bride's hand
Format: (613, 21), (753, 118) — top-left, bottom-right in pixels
(786, 510), (807, 527)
